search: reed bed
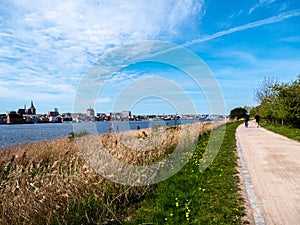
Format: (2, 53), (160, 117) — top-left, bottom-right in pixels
(0, 122), (215, 224)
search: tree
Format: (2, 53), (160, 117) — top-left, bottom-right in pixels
(250, 105), (261, 118)
(272, 76), (300, 127)
(254, 77), (279, 104)
(253, 75), (300, 127)
(229, 107), (247, 120)
(253, 77), (279, 123)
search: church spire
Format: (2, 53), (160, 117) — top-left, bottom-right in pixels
(29, 100), (36, 115)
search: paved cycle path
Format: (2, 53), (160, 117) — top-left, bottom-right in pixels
(236, 121), (300, 225)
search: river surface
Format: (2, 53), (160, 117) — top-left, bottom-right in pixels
(0, 119), (202, 149)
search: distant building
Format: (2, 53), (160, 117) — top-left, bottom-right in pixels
(17, 101), (36, 116)
(48, 108), (59, 117)
(72, 113), (84, 123)
(0, 114), (7, 123)
(62, 113), (72, 122)
(7, 111), (23, 124)
(17, 105), (26, 115)
(48, 108), (59, 122)
(25, 101), (36, 115)
(110, 112), (121, 120)
(109, 111), (131, 121)
(86, 107), (95, 117)
(96, 113), (106, 121)
(121, 111), (131, 119)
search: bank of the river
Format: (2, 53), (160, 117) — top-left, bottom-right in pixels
(0, 121), (247, 224)
(124, 121), (246, 224)
(0, 119), (201, 149)
(0, 121), (217, 225)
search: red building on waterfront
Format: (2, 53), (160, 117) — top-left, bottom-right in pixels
(6, 101), (37, 124)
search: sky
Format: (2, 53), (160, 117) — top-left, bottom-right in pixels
(0, 0), (300, 115)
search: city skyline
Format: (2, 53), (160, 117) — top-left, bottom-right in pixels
(1, 99), (213, 125)
(1, 1), (300, 115)
(0, 100), (210, 116)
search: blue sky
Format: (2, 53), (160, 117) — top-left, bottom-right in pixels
(0, 0), (299, 115)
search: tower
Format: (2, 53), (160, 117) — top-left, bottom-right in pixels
(29, 101), (36, 114)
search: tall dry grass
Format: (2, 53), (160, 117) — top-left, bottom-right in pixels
(0, 122), (216, 224)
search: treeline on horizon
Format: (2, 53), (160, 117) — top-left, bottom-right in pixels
(230, 75), (300, 128)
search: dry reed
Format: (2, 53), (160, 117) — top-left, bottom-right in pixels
(0, 122), (215, 224)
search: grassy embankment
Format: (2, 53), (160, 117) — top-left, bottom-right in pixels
(0, 121), (246, 224)
(125, 121), (245, 224)
(260, 121), (300, 142)
(0, 122), (216, 225)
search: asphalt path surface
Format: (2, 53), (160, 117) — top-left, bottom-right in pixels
(236, 120), (300, 225)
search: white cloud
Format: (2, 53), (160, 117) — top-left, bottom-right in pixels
(0, 0), (205, 112)
(184, 9), (300, 46)
(249, 0), (276, 14)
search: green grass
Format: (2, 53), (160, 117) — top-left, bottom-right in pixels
(125, 121), (245, 225)
(68, 130), (90, 140)
(260, 121), (300, 142)
(1, 122), (246, 224)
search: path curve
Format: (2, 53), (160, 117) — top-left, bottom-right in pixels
(236, 120), (300, 225)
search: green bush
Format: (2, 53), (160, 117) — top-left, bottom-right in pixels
(68, 130), (90, 140)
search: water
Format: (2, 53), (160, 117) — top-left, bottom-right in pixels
(0, 123), (74, 149)
(0, 119), (201, 149)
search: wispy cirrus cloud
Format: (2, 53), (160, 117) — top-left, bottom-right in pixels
(184, 9), (300, 46)
(249, 0), (276, 14)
